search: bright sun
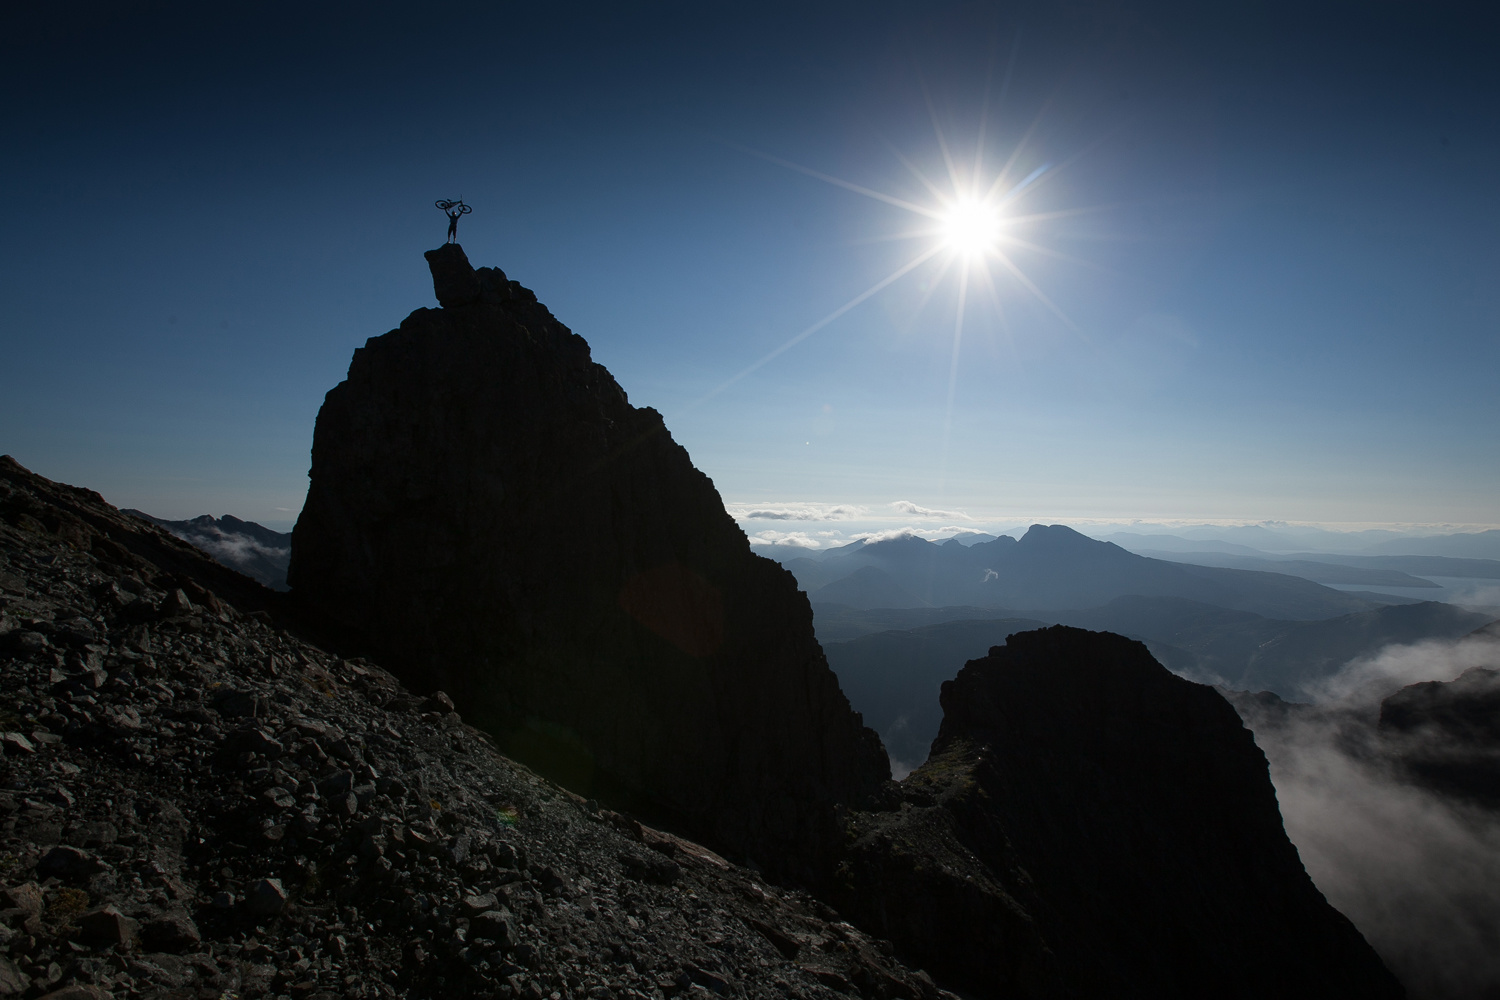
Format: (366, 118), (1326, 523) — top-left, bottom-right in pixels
(940, 198), (1000, 257)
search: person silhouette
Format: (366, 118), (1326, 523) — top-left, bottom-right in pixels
(436, 199), (472, 243)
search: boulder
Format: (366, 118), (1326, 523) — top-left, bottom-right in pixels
(139, 909), (201, 952)
(243, 878), (287, 918)
(77, 904), (137, 946)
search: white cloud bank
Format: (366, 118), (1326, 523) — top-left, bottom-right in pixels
(1241, 630), (1500, 999)
(727, 502), (867, 522)
(890, 500), (973, 520)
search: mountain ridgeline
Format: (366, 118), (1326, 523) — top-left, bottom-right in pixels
(289, 244), (888, 882)
(273, 246), (1403, 995)
(784, 525), (1389, 620)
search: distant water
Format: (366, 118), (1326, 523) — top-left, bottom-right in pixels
(1327, 576), (1500, 616)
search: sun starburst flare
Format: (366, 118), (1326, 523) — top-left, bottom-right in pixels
(686, 74), (1101, 467)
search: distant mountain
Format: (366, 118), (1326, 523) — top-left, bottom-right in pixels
(1112, 524), (1500, 560)
(827, 616), (1048, 767)
(123, 510), (290, 590)
(1367, 529), (1500, 560)
(785, 524), (1382, 620)
(1133, 550), (1441, 588)
(822, 599), (1496, 766)
(806, 603), (1014, 642)
(1282, 552), (1500, 580)
(811, 564), (930, 609)
(1097, 531), (1271, 556)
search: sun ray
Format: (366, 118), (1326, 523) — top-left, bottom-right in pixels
(975, 256), (1012, 350)
(938, 266), (971, 493)
(985, 95), (1056, 201)
(877, 133), (950, 204)
(724, 141), (941, 219)
(678, 244), (947, 414)
(996, 162), (1051, 207)
(920, 75), (966, 199)
(1004, 203), (1125, 225)
(993, 122), (1129, 211)
(974, 31), (1022, 199)
(991, 250), (1077, 330)
(909, 254), (959, 318)
(843, 226), (951, 248)
(994, 233), (1114, 273)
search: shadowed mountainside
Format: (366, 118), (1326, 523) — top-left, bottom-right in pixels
(834, 626), (1404, 999)
(289, 245), (889, 881)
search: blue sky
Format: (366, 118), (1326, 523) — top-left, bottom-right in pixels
(2, 1), (1497, 535)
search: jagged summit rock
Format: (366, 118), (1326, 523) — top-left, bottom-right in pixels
(289, 252), (889, 880)
(835, 626), (1404, 998)
(423, 242), (480, 308)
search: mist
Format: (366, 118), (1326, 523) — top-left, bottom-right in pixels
(1233, 630), (1500, 999)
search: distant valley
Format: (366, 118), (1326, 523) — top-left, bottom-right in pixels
(754, 524), (1500, 772)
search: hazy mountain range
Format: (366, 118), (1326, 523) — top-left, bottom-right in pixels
(749, 524), (1500, 778)
(780, 524), (1420, 619)
(1096, 525), (1500, 559)
(123, 510), (291, 590)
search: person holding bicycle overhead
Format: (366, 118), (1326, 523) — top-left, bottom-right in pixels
(436, 199), (471, 242)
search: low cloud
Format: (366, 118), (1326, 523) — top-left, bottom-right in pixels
(891, 500), (972, 520)
(849, 528), (920, 544)
(727, 503), (866, 522)
(747, 531), (828, 549)
(1236, 629), (1500, 999)
(174, 528), (288, 566)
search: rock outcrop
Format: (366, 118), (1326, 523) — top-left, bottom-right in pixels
(834, 626), (1403, 998)
(0, 456), (940, 1000)
(1380, 652), (1500, 809)
(289, 247), (888, 879)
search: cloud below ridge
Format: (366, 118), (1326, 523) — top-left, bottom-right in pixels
(891, 500), (972, 520)
(1238, 630), (1500, 999)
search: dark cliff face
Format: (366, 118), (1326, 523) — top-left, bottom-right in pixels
(289, 245), (889, 879)
(835, 626), (1403, 999)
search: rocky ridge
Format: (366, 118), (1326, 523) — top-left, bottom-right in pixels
(1379, 630), (1500, 809)
(834, 627), (1404, 998)
(0, 456), (941, 1000)
(289, 244), (888, 882)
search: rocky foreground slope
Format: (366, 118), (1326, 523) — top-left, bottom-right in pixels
(0, 456), (939, 1000)
(289, 245), (887, 882)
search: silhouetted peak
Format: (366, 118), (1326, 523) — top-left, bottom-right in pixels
(290, 261), (888, 879)
(424, 242), (480, 308)
(1016, 522), (1102, 549)
(862, 533), (937, 553)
